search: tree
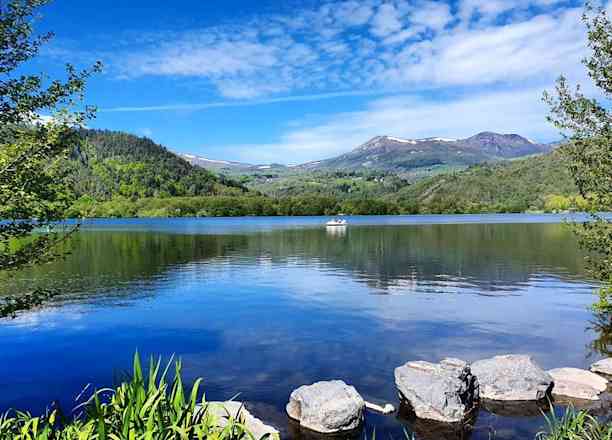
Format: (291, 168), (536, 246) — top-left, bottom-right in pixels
(544, 2), (611, 313)
(0, 0), (100, 317)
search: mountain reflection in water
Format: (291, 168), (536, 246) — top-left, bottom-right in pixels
(0, 217), (608, 440)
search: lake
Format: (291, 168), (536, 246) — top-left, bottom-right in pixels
(0, 214), (609, 439)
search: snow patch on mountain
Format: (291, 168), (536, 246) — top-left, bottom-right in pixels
(386, 136), (417, 144)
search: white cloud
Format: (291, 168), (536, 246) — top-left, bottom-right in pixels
(228, 87), (562, 164)
(334, 1), (375, 26)
(110, 0), (589, 101)
(91, 0), (608, 163)
(214, 79), (291, 99)
(370, 3), (404, 37)
(128, 40), (278, 77)
(378, 7), (587, 88)
(383, 28), (421, 45)
(409, 1), (454, 31)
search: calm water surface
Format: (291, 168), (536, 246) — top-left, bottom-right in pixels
(0, 215), (609, 439)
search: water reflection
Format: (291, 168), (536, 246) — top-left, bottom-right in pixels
(326, 225), (347, 238)
(1, 223), (592, 299)
(0, 219), (607, 440)
(589, 313), (612, 357)
(397, 402), (477, 440)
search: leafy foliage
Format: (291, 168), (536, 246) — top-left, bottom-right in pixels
(0, 0), (100, 317)
(0, 353), (262, 440)
(544, 3), (612, 312)
(0, 0), (99, 270)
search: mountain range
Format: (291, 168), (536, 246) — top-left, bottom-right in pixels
(180, 132), (555, 175)
(62, 129), (576, 218)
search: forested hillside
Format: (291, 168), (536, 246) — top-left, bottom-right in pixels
(389, 151), (579, 213)
(245, 170), (410, 199)
(67, 130), (247, 204)
(63, 130), (578, 218)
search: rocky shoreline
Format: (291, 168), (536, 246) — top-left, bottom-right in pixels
(224, 354), (612, 439)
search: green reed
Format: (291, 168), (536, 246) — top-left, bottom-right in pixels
(0, 352), (260, 440)
(536, 404), (612, 440)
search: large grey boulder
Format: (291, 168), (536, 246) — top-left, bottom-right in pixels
(394, 358), (479, 423)
(591, 358), (612, 376)
(471, 354), (553, 401)
(286, 380), (365, 434)
(548, 368), (608, 401)
(207, 401), (280, 440)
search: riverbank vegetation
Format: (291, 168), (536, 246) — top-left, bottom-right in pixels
(1, 353), (609, 440)
(537, 405), (612, 440)
(0, 353), (256, 440)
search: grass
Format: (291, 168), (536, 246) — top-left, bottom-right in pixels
(0, 353), (261, 440)
(536, 404), (612, 440)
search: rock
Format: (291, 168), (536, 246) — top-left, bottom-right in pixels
(548, 368), (608, 401)
(207, 401), (280, 440)
(591, 358), (612, 376)
(397, 401), (476, 440)
(471, 354), (553, 401)
(286, 380), (365, 434)
(364, 401), (395, 414)
(394, 358), (479, 423)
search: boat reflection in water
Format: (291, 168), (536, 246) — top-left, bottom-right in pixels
(326, 218), (348, 237)
(326, 224), (347, 237)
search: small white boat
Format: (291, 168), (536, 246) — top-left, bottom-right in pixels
(326, 218), (348, 227)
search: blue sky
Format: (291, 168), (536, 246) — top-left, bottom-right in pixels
(32, 0), (607, 164)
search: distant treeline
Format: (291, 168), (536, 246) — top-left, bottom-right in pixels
(62, 129), (585, 218)
(67, 195), (396, 218)
(67, 192), (587, 218)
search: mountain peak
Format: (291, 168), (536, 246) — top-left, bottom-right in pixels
(182, 131), (555, 175)
(468, 132), (534, 144)
(358, 135), (460, 151)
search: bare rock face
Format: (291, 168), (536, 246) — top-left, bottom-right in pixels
(548, 368), (608, 401)
(207, 401), (280, 440)
(394, 358), (479, 423)
(591, 358), (612, 376)
(286, 380), (365, 434)
(471, 354), (553, 401)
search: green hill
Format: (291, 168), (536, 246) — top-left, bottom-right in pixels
(389, 150), (579, 213)
(68, 130), (247, 201)
(63, 130), (579, 217)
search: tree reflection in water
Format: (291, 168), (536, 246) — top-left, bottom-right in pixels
(589, 313), (612, 357)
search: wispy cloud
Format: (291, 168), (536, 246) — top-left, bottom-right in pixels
(226, 87), (567, 164)
(100, 89), (395, 112)
(106, 0), (590, 101)
(50, 0), (608, 163)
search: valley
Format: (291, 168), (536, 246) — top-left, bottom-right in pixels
(66, 129), (577, 218)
